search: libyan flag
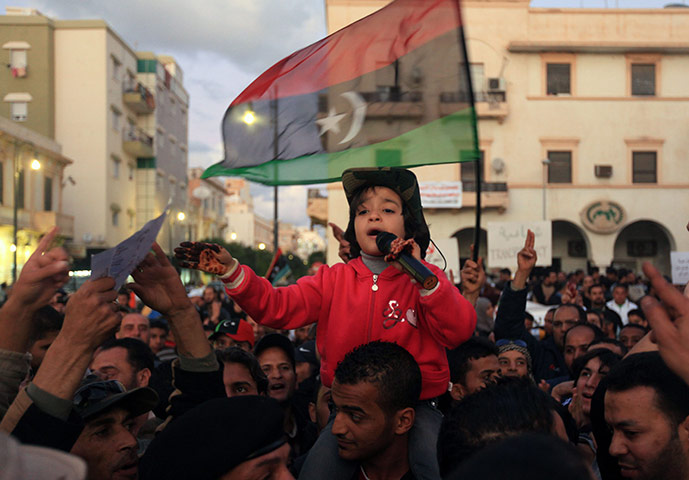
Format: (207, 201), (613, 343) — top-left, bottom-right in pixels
(203, 0), (478, 186)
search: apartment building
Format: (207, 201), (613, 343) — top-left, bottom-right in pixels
(0, 8), (189, 263)
(324, 0), (689, 275)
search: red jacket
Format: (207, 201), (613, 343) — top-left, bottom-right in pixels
(224, 257), (476, 400)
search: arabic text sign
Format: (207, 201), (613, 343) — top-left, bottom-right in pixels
(425, 238), (460, 282)
(671, 252), (689, 285)
(90, 207), (169, 290)
(419, 182), (462, 208)
(487, 221), (552, 270)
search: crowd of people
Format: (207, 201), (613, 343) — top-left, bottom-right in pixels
(1, 166), (688, 480)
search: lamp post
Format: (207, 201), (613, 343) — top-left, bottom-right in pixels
(12, 141), (40, 283)
(541, 158), (551, 221)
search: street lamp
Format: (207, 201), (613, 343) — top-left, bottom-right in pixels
(258, 242), (266, 251)
(230, 232), (237, 241)
(541, 158), (551, 221)
(168, 210), (186, 255)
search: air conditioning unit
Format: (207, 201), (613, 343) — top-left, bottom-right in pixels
(595, 165), (613, 178)
(486, 77), (506, 92)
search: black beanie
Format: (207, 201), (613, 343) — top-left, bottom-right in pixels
(139, 395), (285, 480)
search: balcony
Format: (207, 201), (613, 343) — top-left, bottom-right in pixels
(361, 88), (424, 119)
(33, 211), (74, 238)
(0, 206), (74, 238)
(461, 182), (509, 210)
(123, 126), (154, 157)
(123, 81), (155, 114)
(440, 91), (508, 123)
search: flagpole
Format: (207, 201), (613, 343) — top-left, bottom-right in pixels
(454, 0), (482, 262)
(272, 95), (279, 254)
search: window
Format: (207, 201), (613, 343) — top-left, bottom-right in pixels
(128, 164), (135, 181)
(112, 211), (119, 226)
(111, 107), (121, 131)
(44, 177), (52, 211)
(17, 168), (25, 209)
(112, 56), (121, 80)
(547, 151), (572, 183)
(470, 64), (485, 100)
(631, 64), (655, 96)
(10, 102), (27, 121)
(10, 50), (27, 77)
(0, 161), (3, 204)
(460, 150), (485, 184)
(546, 64), (571, 95)
(112, 156), (121, 179)
(3, 41), (30, 77)
(632, 151), (657, 183)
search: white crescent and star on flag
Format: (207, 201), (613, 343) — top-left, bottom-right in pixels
(315, 91), (367, 144)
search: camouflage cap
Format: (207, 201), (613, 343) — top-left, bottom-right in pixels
(341, 167), (426, 228)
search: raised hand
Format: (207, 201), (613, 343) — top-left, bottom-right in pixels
(461, 244), (485, 305)
(27, 276), (122, 402)
(641, 262), (689, 385)
(174, 241), (235, 276)
(517, 229), (537, 273)
(513, 230), (537, 290)
(329, 222), (351, 263)
(129, 242), (195, 317)
(11, 227), (70, 309)
(61, 277), (121, 351)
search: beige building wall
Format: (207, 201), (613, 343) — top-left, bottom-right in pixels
(54, 21), (140, 249)
(0, 11), (55, 138)
(54, 25), (110, 247)
(324, 0), (689, 275)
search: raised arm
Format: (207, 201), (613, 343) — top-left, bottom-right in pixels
(0, 227), (70, 353)
(129, 243), (211, 360)
(494, 230), (537, 342)
(1, 277), (121, 447)
(640, 262), (689, 385)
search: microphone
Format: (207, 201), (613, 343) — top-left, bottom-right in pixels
(376, 232), (438, 290)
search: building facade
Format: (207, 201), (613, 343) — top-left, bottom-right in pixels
(324, 0), (689, 276)
(0, 8), (189, 265)
(0, 116), (73, 283)
(187, 167), (226, 243)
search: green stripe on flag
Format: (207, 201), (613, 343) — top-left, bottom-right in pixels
(203, 107), (477, 186)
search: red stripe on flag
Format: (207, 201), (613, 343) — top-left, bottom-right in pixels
(231, 0), (461, 106)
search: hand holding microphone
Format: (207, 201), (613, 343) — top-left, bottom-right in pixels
(376, 232), (438, 290)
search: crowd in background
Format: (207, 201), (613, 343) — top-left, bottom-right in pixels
(1, 223), (689, 480)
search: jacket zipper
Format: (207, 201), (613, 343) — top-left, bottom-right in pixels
(367, 274), (378, 342)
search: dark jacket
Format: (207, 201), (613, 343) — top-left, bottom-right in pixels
(494, 282), (567, 381)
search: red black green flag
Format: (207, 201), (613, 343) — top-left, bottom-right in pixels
(203, 0), (478, 186)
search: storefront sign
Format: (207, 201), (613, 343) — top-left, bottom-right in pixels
(580, 200), (625, 234)
(419, 182), (462, 208)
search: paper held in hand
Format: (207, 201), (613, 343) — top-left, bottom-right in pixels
(90, 205), (170, 290)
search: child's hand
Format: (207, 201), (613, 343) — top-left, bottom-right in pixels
(174, 242), (235, 276)
(389, 239), (421, 272)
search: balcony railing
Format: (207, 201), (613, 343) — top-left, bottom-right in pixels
(440, 91), (508, 122)
(461, 181), (508, 192)
(123, 81), (155, 114)
(460, 182), (509, 210)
